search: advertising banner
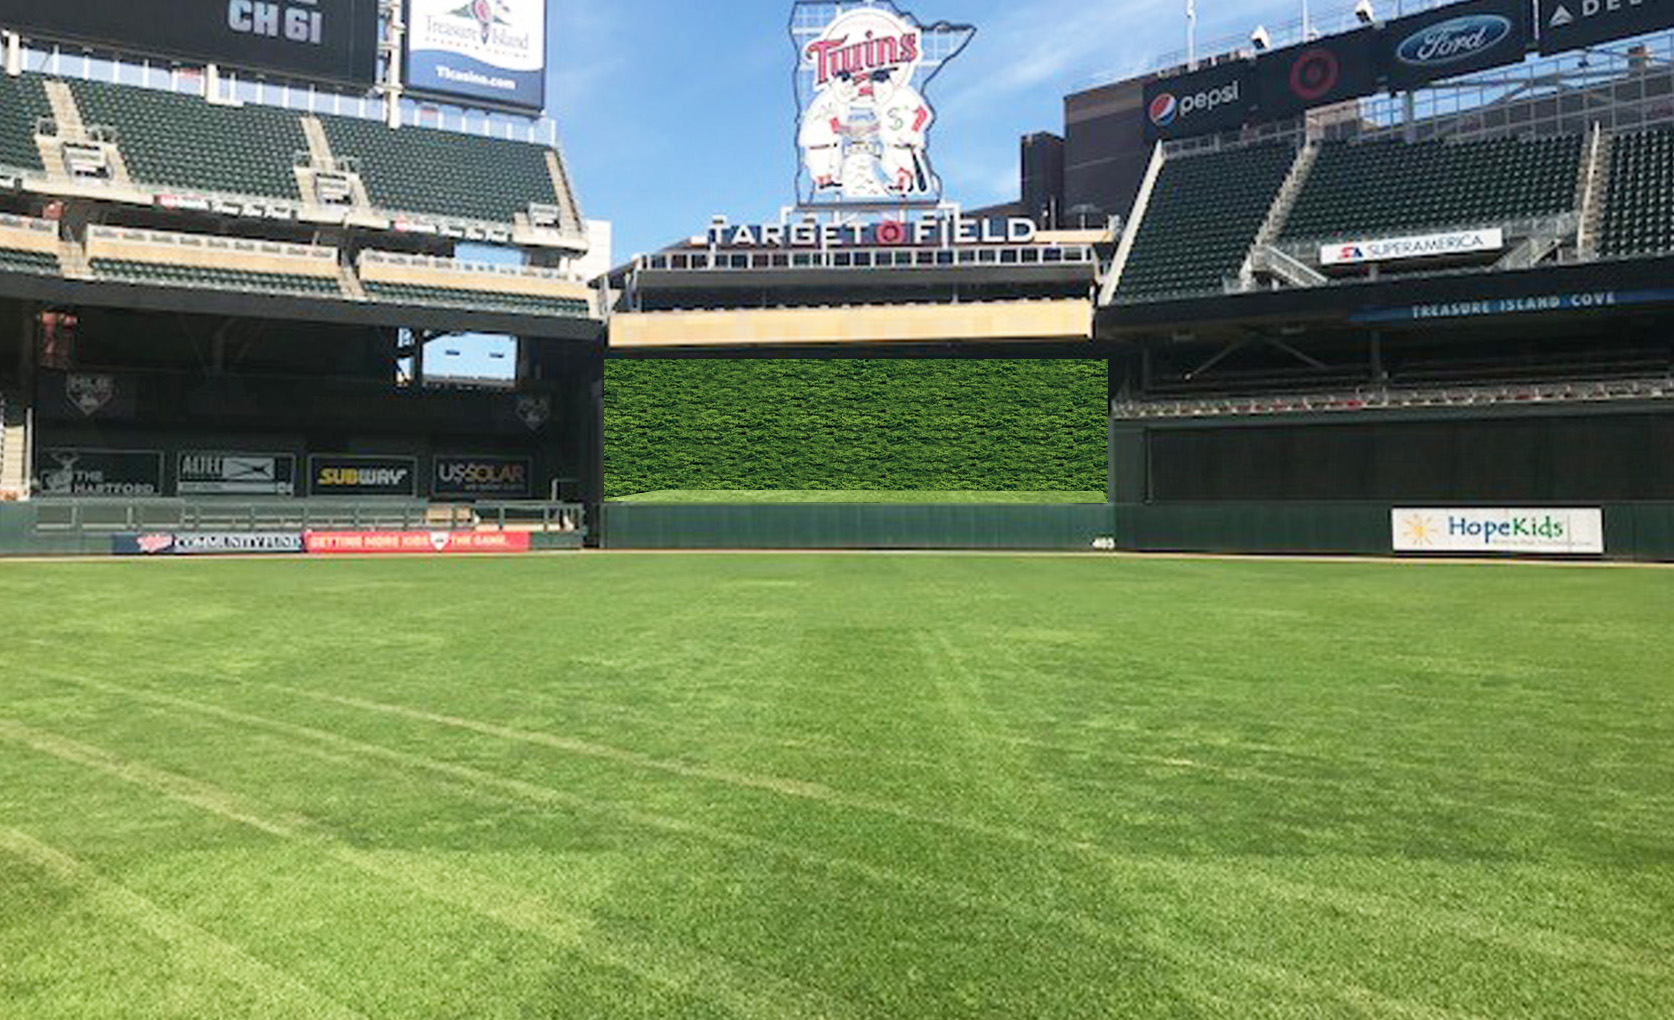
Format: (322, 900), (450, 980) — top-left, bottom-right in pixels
(38, 372), (138, 421)
(0, 0), (380, 85)
(304, 531), (533, 554)
(790, 2), (974, 205)
(1351, 287), (1674, 324)
(1143, 60), (1256, 141)
(1321, 227), (1505, 266)
(308, 455), (419, 497)
(1380, 0), (1533, 91)
(1255, 28), (1381, 122)
(35, 449), (164, 498)
(178, 452), (296, 496)
(1392, 508), (1606, 555)
(404, 0), (547, 111)
(433, 455), (533, 498)
(112, 533), (305, 556)
(1540, 0), (1674, 55)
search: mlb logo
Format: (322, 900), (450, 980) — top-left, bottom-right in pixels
(136, 534), (176, 555)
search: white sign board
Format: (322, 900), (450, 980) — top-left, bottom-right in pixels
(1392, 508), (1605, 555)
(405, 0), (546, 111)
(1322, 228), (1505, 266)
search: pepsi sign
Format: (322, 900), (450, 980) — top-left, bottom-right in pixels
(1382, 0), (1531, 90)
(1142, 61), (1255, 141)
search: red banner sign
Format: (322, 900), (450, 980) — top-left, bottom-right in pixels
(303, 531), (533, 555)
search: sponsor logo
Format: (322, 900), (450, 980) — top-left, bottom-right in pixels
(1150, 79), (1242, 128)
(1148, 93), (1179, 126)
(1289, 47), (1340, 101)
(178, 452), (296, 496)
(1321, 228), (1504, 266)
(1393, 509), (1605, 555)
(1396, 15), (1514, 67)
(304, 531), (534, 555)
(317, 466), (410, 488)
(37, 450), (162, 498)
(65, 374), (116, 417)
(226, 1), (325, 46)
(514, 395), (551, 431)
(114, 533), (305, 556)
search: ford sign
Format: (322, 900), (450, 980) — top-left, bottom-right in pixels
(1396, 15), (1513, 66)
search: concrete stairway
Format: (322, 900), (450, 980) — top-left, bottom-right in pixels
(0, 391), (28, 500)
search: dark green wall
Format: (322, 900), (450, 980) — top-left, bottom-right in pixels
(602, 503), (1115, 550)
(604, 359), (1107, 497)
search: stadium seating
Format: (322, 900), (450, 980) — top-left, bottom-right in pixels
(320, 114), (561, 225)
(0, 213), (63, 276)
(68, 79), (308, 201)
(364, 282), (591, 317)
(1282, 136), (1584, 242)
(0, 247), (61, 276)
(0, 74), (50, 172)
(90, 259), (341, 296)
(1600, 128), (1674, 258)
(1115, 143), (1296, 301)
(85, 225), (343, 299)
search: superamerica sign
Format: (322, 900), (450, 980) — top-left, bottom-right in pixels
(793, 2), (974, 204)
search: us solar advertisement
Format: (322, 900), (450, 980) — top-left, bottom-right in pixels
(404, 0), (547, 112)
(0, 0), (380, 85)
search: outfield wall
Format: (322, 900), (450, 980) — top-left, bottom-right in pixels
(599, 503), (1116, 551)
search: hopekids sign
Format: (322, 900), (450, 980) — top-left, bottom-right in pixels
(1392, 508), (1606, 555)
(405, 0), (546, 111)
(1143, 60), (1255, 142)
(793, 2), (974, 203)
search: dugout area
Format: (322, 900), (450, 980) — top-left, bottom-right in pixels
(0, 276), (605, 550)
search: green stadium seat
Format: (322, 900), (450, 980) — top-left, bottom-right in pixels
(1600, 129), (1674, 259)
(0, 247), (60, 276)
(1281, 135), (1584, 243)
(68, 79), (307, 201)
(0, 75), (51, 173)
(363, 281), (590, 318)
(1116, 143), (1296, 303)
(90, 258), (340, 298)
(320, 114), (560, 224)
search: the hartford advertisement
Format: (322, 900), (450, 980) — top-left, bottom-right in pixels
(405, 0), (547, 111)
(1392, 508), (1606, 555)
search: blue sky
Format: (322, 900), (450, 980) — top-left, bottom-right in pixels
(545, 0), (1271, 262)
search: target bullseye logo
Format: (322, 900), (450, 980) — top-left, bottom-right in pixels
(1148, 93), (1179, 127)
(1289, 47), (1341, 102)
(875, 220), (909, 245)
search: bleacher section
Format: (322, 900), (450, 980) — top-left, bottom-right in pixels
(1601, 128), (1674, 259)
(69, 79), (307, 202)
(1115, 143), (1296, 302)
(358, 252), (595, 318)
(1282, 136), (1584, 242)
(0, 74), (50, 173)
(86, 226), (342, 299)
(321, 115), (564, 226)
(0, 213), (63, 276)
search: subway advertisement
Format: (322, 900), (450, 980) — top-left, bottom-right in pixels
(404, 0), (547, 111)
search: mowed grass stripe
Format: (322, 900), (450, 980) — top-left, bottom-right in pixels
(0, 718), (867, 1020)
(0, 697), (1487, 1020)
(0, 825), (370, 1020)
(3, 556), (1671, 1019)
(27, 671), (1673, 999)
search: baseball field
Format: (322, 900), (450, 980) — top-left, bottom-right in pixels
(1, 554), (1669, 1019)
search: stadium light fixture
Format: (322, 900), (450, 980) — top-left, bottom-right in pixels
(1251, 25), (1272, 52)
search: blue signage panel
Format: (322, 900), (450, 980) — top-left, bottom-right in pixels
(404, 0), (547, 112)
(1351, 288), (1674, 324)
(1380, 0), (1533, 91)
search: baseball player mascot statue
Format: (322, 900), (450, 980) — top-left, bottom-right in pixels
(871, 70), (935, 196)
(800, 70), (859, 192)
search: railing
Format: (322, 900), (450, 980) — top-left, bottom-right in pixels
(33, 499), (588, 537)
(0, 213), (58, 237)
(359, 251), (591, 287)
(1113, 376), (1674, 420)
(86, 225), (338, 268)
(638, 245), (1097, 273)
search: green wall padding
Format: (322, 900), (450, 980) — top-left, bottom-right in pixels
(605, 359), (1106, 497)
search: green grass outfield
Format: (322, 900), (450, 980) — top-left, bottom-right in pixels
(611, 490), (1108, 503)
(1, 555), (1671, 1019)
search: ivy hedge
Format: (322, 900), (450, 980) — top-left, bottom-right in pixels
(604, 359), (1107, 497)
